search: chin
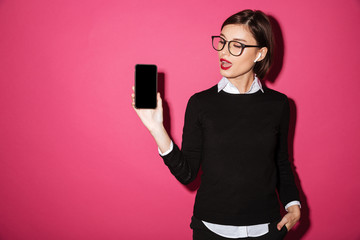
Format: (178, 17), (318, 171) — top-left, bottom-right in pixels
(220, 69), (235, 78)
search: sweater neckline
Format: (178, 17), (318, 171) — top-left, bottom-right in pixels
(218, 88), (264, 97)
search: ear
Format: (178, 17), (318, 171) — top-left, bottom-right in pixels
(256, 47), (268, 62)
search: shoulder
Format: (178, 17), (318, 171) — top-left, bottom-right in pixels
(188, 85), (218, 103)
(183, 85), (218, 112)
(263, 87), (290, 117)
(263, 86), (289, 103)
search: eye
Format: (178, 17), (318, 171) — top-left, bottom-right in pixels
(233, 44), (242, 49)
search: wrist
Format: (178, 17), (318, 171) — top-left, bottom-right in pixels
(287, 205), (301, 216)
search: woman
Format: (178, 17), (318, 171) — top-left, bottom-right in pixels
(131, 9), (301, 240)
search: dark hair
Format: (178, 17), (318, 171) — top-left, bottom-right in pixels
(221, 9), (273, 79)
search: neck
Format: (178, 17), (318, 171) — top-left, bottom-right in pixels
(227, 71), (255, 93)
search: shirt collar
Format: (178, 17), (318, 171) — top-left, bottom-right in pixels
(217, 76), (264, 94)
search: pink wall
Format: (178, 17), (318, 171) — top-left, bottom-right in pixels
(1, 0), (359, 239)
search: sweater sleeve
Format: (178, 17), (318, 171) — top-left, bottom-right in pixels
(276, 96), (300, 207)
(160, 94), (202, 185)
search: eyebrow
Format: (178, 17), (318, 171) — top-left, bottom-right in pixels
(220, 33), (247, 43)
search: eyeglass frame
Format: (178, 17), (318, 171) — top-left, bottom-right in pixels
(211, 36), (262, 56)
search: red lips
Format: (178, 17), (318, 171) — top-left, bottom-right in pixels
(220, 58), (232, 70)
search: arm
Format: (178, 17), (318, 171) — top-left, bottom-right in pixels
(160, 94), (203, 184)
(276, 96), (301, 230)
(131, 88), (202, 185)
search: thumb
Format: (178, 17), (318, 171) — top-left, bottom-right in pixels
(277, 216), (288, 231)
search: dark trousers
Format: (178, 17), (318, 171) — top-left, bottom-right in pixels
(190, 216), (288, 240)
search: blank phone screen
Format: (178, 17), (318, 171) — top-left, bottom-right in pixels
(135, 64), (157, 109)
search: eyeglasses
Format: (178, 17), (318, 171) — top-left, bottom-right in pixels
(211, 36), (261, 56)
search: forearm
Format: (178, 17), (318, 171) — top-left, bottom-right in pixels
(149, 124), (172, 154)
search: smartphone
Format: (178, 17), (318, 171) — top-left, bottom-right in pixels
(135, 64), (158, 109)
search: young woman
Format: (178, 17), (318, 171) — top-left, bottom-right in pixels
(131, 9), (301, 240)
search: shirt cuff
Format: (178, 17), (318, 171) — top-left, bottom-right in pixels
(285, 201), (301, 212)
(158, 141), (173, 156)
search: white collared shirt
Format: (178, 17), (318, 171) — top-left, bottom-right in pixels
(217, 75), (264, 94)
(159, 76), (300, 238)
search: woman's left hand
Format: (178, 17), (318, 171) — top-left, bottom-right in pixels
(277, 205), (301, 231)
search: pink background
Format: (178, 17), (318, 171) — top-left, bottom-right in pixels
(1, 0), (360, 239)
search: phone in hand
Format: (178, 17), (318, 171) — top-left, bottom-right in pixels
(134, 64), (158, 109)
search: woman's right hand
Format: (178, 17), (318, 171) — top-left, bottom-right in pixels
(131, 86), (164, 133)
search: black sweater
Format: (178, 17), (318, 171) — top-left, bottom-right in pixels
(161, 85), (300, 225)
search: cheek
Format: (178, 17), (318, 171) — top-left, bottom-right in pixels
(232, 56), (254, 70)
